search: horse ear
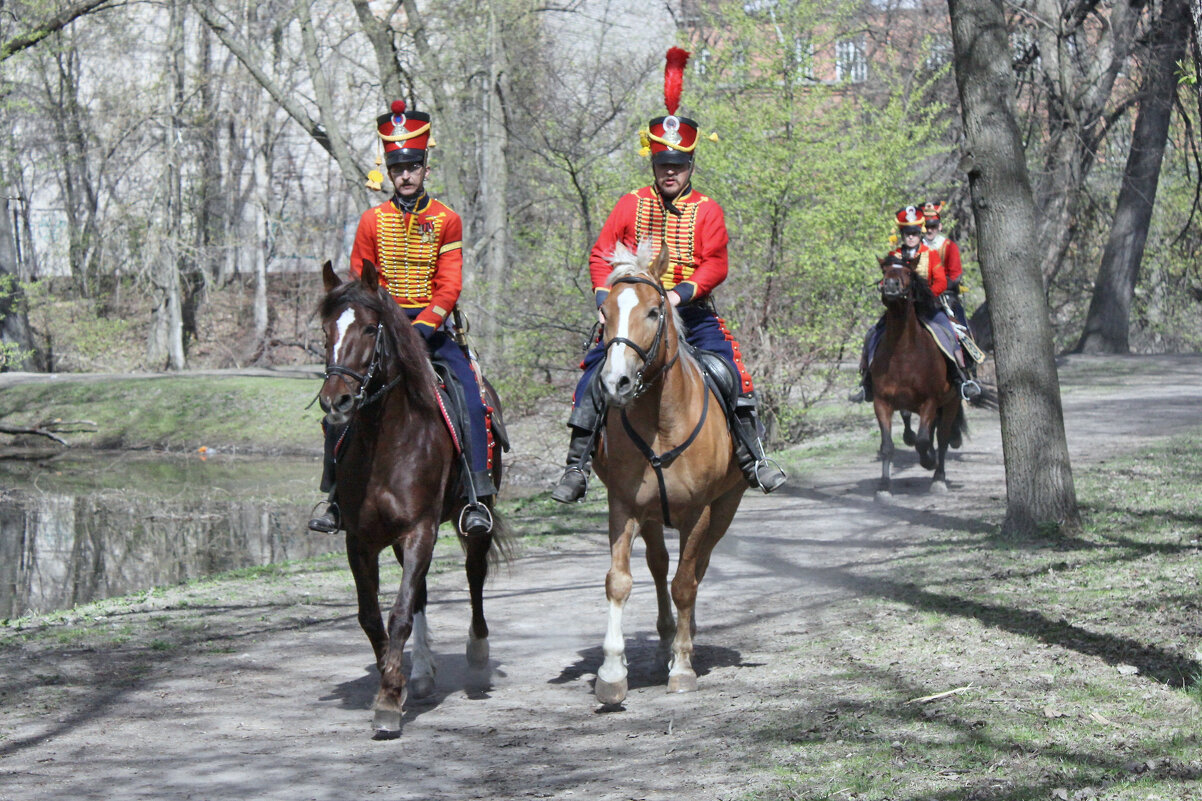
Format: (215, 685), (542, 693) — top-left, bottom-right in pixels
(322, 260), (340, 292)
(360, 260), (381, 291)
(649, 245), (670, 280)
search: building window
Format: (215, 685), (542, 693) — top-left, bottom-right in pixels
(835, 35), (867, 83)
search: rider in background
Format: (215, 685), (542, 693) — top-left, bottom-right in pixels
(308, 100), (494, 537)
(922, 201), (967, 328)
(850, 205), (980, 403)
(550, 47), (786, 504)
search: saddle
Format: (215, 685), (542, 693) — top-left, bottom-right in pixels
(431, 359), (511, 457)
(688, 346), (739, 421)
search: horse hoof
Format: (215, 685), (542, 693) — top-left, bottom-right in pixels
(903, 431), (916, 446)
(875, 490), (893, 503)
(372, 708), (402, 738)
(409, 675), (436, 699)
(667, 673), (698, 693)
(595, 676), (628, 705)
(466, 636), (490, 670)
(930, 480), (948, 494)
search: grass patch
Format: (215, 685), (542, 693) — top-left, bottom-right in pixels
(0, 374), (324, 455)
(749, 430), (1202, 801)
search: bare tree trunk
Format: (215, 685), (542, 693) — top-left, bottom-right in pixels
(475, 0), (510, 362)
(0, 182), (38, 370)
(1073, 0), (1190, 354)
(252, 122), (270, 342)
(949, 0), (1080, 536)
(149, 0), (187, 370)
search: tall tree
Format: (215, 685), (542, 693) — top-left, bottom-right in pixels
(948, 0), (1081, 535)
(1073, 0), (1192, 353)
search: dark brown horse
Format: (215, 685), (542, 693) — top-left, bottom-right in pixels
(590, 243), (746, 705)
(317, 261), (507, 738)
(869, 254), (965, 500)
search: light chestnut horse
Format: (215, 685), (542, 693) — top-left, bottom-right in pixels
(591, 242), (746, 705)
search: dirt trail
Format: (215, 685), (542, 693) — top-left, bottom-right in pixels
(1, 355), (1200, 801)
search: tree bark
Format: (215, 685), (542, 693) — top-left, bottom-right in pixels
(1073, 0), (1190, 354)
(0, 182), (38, 370)
(948, 0), (1080, 536)
(475, 0), (510, 362)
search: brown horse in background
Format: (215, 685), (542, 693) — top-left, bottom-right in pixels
(317, 261), (508, 738)
(590, 243), (746, 705)
(869, 254), (965, 500)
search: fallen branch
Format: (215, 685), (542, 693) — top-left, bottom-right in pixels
(906, 684), (974, 704)
(0, 423), (70, 445)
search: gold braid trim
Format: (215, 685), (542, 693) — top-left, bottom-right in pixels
(379, 123), (431, 143)
(643, 130), (698, 152)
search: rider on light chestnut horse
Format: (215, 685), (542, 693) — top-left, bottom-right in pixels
(551, 47), (785, 504)
(309, 99), (495, 538)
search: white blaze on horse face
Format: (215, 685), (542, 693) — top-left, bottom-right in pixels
(602, 287), (642, 390)
(332, 307), (357, 364)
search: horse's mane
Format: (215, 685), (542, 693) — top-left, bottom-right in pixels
(320, 279), (440, 416)
(604, 241), (698, 373)
(910, 268), (941, 319)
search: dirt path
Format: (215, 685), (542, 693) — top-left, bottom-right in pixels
(1, 355), (1200, 801)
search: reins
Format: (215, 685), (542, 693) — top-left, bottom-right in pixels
(604, 274), (707, 529)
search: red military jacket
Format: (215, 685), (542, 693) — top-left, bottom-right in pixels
(589, 185), (729, 306)
(892, 242), (947, 297)
(349, 194), (463, 334)
(924, 233), (962, 285)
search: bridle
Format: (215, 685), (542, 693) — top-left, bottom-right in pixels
(323, 307), (403, 412)
(603, 275), (679, 399)
(880, 258), (915, 303)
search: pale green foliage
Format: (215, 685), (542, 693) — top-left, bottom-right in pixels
(686, 0), (954, 438)
(0, 275), (32, 369)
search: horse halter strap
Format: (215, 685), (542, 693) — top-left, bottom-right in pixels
(324, 313), (402, 410)
(603, 275), (679, 398)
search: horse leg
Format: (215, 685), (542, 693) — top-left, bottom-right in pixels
(641, 518), (676, 667)
(596, 513), (639, 705)
(667, 505), (711, 693)
(874, 399), (895, 501)
(931, 401), (960, 493)
(901, 411), (916, 446)
(372, 525), (437, 738)
(464, 528), (493, 672)
(915, 401), (938, 471)
(347, 535), (387, 670)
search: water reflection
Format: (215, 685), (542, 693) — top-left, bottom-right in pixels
(0, 452), (336, 617)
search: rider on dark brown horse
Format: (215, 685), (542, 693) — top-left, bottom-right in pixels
(551, 47), (786, 504)
(850, 205), (981, 404)
(309, 100), (495, 537)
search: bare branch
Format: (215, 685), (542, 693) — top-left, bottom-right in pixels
(0, 0), (121, 62)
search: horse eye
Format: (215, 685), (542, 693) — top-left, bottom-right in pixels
(363, 324), (378, 336)
(648, 308), (661, 320)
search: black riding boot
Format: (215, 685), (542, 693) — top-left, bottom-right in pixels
(551, 373), (605, 504)
(849, 370), (873, 403)
(732, 394), (786, 493)
(308, 423), (343, 533)
(551, 426), (597, 503)
(458, 458), (497, 537)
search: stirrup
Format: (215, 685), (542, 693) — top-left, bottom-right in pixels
(307, 500), (340, 534)
(959, 379), (982, 402)
(458, 503), (494, 537)
(752, 458), (787, 494)
(551, 466), (589, 503)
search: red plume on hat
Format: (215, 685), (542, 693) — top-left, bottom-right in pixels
(664, 47), (689, 115)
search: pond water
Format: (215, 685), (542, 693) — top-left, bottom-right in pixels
(0, 451), (337, 618)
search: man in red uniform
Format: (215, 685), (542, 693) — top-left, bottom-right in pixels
(922, 201), (967, 327)
(550, 48), (786, 503)
(850, 205), (979, 403)
(309, 100), (494, 536)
